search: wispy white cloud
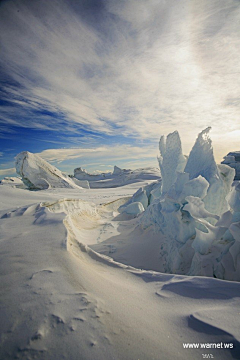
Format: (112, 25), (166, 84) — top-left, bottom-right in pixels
(38, 144), (158, 163)
(0, 168), (16, 176)
(0, 0), (240, 160)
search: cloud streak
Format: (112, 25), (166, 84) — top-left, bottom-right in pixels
(0, 0), (240, 160)
(38, 144), (158, 163)
(0, 168), (16, 176)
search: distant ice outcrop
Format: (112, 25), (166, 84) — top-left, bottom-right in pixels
(15, 151), (81, 190)
(71, 177), (90, 189)
(0, 177), (26, 188)
(221, 151), (240, 180)
(74, 167), (111, 181)
(74, 166), (160, 188)
(121, 127), (240, 281)
(113, 165), (124, 175)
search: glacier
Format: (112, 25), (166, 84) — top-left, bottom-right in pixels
(119, 128), (240, 281)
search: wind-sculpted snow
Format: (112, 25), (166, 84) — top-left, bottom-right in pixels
(16, 151), (82, 190)
(0, 176), (26, 188)
(1, 188), (239, 360)
(120, 128), (240, 281)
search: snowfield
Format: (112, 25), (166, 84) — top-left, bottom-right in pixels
(1, 128), (240, 359)
(0, 183), (240, 360)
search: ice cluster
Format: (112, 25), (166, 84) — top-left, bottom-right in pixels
(222, 151), (240, 180)
(74, 165), (160, 188)
(119, 128), (240, 281)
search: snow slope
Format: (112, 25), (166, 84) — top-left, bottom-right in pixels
(0, 185), (240, 359)
(74, 165), (160, 188)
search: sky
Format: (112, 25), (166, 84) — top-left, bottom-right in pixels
(0, 0), (240, 179)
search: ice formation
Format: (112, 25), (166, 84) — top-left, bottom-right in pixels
(74, 166), (160, 188)
(158, 130), (187, 194)
(120, 201), (145, 215)
(120, 128), (240, 281)
(222, 151), (240, 180)
(15, 151), (81, 190)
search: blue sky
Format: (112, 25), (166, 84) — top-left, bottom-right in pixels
(0, 0), (240, 178)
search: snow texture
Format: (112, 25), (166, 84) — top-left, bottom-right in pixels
(1, 185), (239, 360)
(0, 176), (26, 188)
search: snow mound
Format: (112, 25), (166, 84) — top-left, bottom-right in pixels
(15, 151), (82, 190)
(74, 166), (160, 188)
(124, 128), (240, 281)
(0, 176), (26, 188)
(222, 151), (240, 180)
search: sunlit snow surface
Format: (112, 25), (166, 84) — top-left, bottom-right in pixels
(0, 184), (240, 360)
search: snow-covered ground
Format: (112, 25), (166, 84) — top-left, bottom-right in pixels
(0, 183), (240, 360)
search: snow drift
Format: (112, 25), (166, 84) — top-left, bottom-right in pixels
(119, 128), (240, 281)
(15, 151), (82, 190)
(0, 176), (26, 188)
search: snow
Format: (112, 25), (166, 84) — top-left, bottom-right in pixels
(0, 184), (240, 359)
(74, 165), (160, 188)
(1, 130), (240, 359)
(71, 177), (90, 189)
(0, 176), (26, 188)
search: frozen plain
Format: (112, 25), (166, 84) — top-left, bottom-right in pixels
(0, 181), (240, 360)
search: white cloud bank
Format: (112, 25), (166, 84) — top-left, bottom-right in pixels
(0, 0), (240, 160)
